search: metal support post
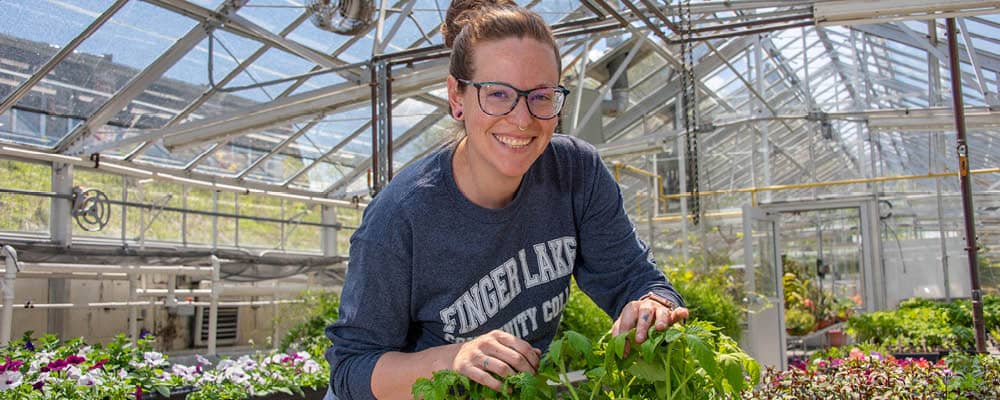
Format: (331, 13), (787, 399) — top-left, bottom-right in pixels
(128, 269), (139, 344)
(947, 18), (987, 353)
(371, 60), (393, 197)
(321, 205), (339, 257)
(1, 246), (18, 346)
(208, 255), (221, 356)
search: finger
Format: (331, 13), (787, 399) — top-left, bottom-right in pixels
(494, 336), (540, 373)
(654, 305), (672, 330)
(612, 302), (638, 337)
(634, 302), (658, 343)
(672, 307), (690, 322)
(466, 357), (505, 392)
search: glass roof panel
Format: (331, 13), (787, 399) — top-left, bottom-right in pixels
(289, 159), (347, 191)
(193, 125), (296, 177)
(289, 69), (348, 96)
(10, 0), (197, 145)
(0, 1), (113, 102)
(133, 141), (215, 168)
(237, 1), (306, 35)
(395, 121), (450, 166)
(286, 11), (357, 55)
(223, 47), (313, 102)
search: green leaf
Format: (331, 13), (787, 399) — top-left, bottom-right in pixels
(275, 386), (294, 395)
(687, 333), (723, 392)
(718, 354), (746, 394)
(629, 358), (666, 382)
(611, 331), (627, 359)
(155, 386), (170, 397)
(565, 330), (592, 356)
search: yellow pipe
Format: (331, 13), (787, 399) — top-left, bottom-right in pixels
(654, 210), (743, 223)
(661, 167), (1000, 200)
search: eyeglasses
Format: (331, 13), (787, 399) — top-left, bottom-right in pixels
(457, 78), (570, 120)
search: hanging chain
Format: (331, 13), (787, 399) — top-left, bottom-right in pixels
(680, 0), (699, 225)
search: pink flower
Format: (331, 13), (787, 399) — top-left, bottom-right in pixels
(848, 348), (866, 361)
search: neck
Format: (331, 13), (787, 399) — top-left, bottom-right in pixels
(452, 138), (522, 209)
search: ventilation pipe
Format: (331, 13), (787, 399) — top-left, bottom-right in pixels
(603, 36), (630, 117)
(309, 0), (376, 36)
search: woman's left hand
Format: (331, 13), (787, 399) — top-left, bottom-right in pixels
(611, 294), (689, 344)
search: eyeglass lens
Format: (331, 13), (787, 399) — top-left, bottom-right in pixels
(478, 84), (566, 119)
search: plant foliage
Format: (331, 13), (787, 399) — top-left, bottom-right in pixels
(412, 321), (760, 400)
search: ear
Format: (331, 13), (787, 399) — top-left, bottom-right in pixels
(447, 75), (464, 121)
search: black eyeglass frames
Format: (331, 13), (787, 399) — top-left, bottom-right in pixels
(457, 78), (570, 120)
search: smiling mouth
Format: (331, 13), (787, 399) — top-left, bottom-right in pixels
(493, 134), (533, 149)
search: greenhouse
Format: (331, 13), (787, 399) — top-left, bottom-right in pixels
(0, 0), (998, 398)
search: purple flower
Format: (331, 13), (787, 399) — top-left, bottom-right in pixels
(66, 355), (86, 365)
(24, 339), (34, 352)
(32, 380), (44, 392)
(139, 328), (151, 340)
(134, 385), (143, 400)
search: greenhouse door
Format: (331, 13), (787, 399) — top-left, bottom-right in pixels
(742, 205), (787, 370)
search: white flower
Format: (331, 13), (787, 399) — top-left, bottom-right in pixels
(78, 346), (92, 357)
(76, 370), (101, 387)
(224, 366), (249, 385)
(0, 371), (23, 391)
(172, 364), (198, 383)
(302, 360), (321, 374)
(143, 352), (166, 367)
(66, 365), (82, 379)
(118, 369), (128, 379)
(237, 355), (256, 371)
(216, 359), (235, 371)
(196, 354), (212, 367)
(269, 354), (285, 364)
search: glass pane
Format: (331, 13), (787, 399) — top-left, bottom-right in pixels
(193, 126), (294, 177)
(752, 218), (778, 298)
(125, 180), (183, 243)
(289, 160), (346, 192)
(0, 1), (114, 101)
(0, 159), (51, 233)
(238, 1), (305, 35)
(11, 1), (198, 147)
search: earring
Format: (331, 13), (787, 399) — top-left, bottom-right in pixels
(454, 110), (463, 119)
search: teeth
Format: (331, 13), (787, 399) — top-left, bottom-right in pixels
(495, 134), (531, 148)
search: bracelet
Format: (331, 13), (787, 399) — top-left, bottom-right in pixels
(639, 292), (678, 311)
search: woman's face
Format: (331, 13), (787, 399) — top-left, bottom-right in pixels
(448, 37), (561, 180)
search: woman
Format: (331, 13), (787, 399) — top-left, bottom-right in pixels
(326, 1), (687, 398)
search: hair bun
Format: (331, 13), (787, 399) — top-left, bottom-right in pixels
(441, 0), (517, 48)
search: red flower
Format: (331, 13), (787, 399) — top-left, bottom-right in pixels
(89, 358), (109, 370)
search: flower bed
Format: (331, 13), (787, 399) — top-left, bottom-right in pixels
(0, 333), (328, 399)
(749, 348), (1000, 399)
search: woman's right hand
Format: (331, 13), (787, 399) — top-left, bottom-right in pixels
(451, 330), (542, 392)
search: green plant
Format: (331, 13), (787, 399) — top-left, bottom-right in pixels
(557, 279), (612, 342)
(783, 307), (816, 337)
(413, 321), (760, 400)
(279, 290), (340, 358)
(666, 265), (744, 340)
(847, 295), (1000, 352)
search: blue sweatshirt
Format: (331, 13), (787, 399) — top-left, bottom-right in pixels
(325, 134), (683, 399)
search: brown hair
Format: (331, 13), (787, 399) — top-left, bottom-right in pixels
(441, 0), (562, 86)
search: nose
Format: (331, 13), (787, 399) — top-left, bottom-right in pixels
(506, 95), (534, 129)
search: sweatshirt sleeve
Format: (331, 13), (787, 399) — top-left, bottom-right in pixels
(572, 146), (684, 320)
(325, 237), (412, 400)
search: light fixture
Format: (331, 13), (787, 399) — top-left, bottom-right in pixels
(309, 0), (375, 35)
(815, 0), (1000, 26)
